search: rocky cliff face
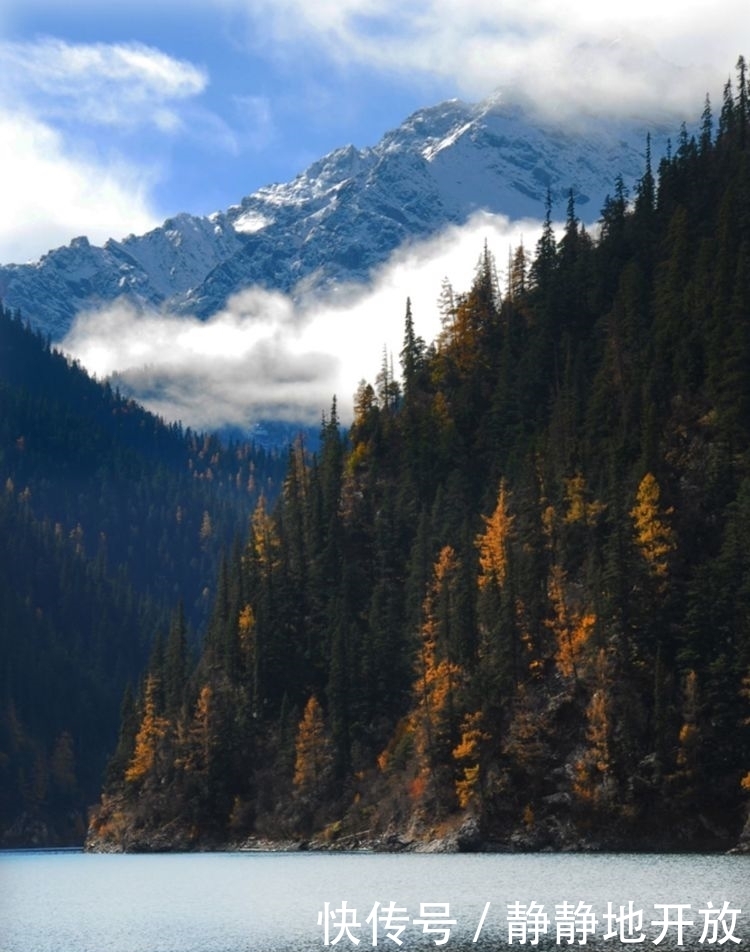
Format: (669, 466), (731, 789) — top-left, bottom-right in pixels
(1, 92), (666, 337)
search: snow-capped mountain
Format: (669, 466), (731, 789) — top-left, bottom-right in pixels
(0, 92), (668, 338)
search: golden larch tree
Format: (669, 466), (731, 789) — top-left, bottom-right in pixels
(125, 674), (168, 784)
(546, 563), (596, 682)
(293, 695), (334, 799)
(452, 710), (489, 809)
(630, 472), (676, 584)
(410, 545), (465, 810)
(250, 495), (281, 571)
(563, 473), (606, 527)
(477, 479), (514, 590)
(476, 480), (524, 688)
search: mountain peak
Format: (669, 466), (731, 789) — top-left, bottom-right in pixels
(0, 90), (669, 336)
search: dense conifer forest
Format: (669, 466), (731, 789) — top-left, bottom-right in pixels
(7, 59), (750, 852)
(0, 311), (286, 843)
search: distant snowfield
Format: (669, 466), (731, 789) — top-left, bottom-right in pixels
(61, 211), (545, 431)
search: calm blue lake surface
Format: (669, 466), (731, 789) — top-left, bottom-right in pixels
(1, 850), (748, 951)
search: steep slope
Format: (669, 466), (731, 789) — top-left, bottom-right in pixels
(0, 93), (667, 335)
(0, 305), (286, 844)
(88, 72), (750, 854)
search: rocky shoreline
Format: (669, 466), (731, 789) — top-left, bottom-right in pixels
(83, 808), (750, 856)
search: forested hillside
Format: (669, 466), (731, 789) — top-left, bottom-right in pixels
(0, 311), (286, 844)
(88, 58), (750, 852)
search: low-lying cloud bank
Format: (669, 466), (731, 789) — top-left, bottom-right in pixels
(60, 212), (543, 431)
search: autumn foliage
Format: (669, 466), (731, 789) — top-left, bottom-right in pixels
(91, 65), (750, 851)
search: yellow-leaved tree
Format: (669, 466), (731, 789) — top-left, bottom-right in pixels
(452, 711), (489, 809)
(630, 472), (676, 587)
(563, 473), (606, 527)
(546, 563), (597, 683)
(293, 695), (334, 801)
(476, 479), (520, 690)
(125, 674), (168, 784)
(477, 479), (514, 590)
(410, 545), (465, 813)
(250, 495), (281, 570)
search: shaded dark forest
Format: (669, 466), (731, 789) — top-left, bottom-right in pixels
(0, 312), (286, 843)
(6, 59), (750, 852)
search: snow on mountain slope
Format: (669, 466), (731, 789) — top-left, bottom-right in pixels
(0, 91), (668, 337)
(114, 212), (244, 298)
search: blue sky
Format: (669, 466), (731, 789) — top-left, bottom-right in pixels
(0, 0), (453, 264)
(0, 0), (744, 266)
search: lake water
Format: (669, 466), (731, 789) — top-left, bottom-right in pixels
(1, 850), (748, 952)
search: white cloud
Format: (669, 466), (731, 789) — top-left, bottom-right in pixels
(0, 37), (211, 264)
(232, 0), (744, 121)
(60, 212), (543, 430)
(0, 110), (159, 264)
(0, 37), (207, 131)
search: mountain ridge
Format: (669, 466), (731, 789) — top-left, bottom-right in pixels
(0, 91), (671, 337)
